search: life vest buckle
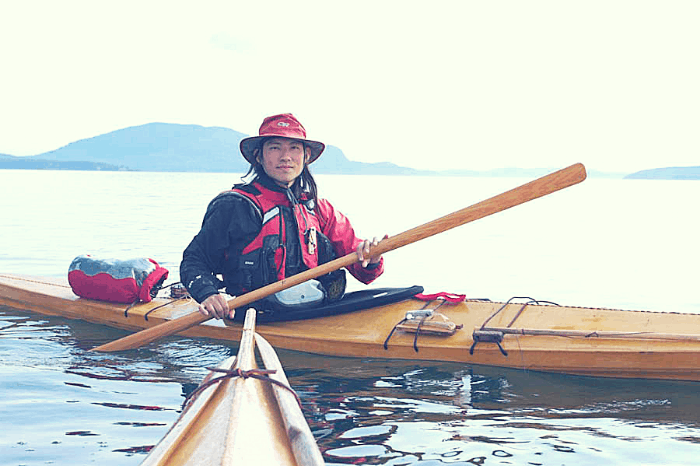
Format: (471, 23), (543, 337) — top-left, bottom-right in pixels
(307, 227), (317, 255)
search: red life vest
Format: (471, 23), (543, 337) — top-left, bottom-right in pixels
(228, 182), (332, 293)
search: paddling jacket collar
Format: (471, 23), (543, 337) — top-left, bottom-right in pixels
(180, 177), (384, 304)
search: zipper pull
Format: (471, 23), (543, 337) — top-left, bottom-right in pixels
(285, 187), (298, 206)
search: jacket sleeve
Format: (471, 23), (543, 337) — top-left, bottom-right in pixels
(316, 198), (384, 284)
(180, 193), (261, 303)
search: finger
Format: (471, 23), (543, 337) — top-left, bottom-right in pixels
(363, 240), (372, 266)
(214, 302), (227, 320)
(204, 302), (220, 319)
(217, 298), (231, 320)
(356, 242), (365, 260)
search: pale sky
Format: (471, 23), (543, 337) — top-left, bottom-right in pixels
(1, 0), (698, 172)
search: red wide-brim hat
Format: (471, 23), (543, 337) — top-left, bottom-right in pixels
(239, 113), (325, 165)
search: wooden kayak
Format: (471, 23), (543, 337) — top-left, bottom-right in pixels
(3, 273), (700, 382)
(141, 308), (323, 466)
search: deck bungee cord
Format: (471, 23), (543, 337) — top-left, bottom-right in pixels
(183, 365), (302, 411)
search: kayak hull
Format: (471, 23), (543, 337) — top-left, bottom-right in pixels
(3, 273), (700, 382)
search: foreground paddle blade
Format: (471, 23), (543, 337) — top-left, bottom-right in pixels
(93, 163), (587, 352)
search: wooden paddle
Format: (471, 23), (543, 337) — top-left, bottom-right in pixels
(92, 162), (587, 352)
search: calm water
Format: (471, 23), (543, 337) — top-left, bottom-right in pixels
(1, 169), (699, 465)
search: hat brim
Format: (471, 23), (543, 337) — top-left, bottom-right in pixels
(239, 136), (325, 165)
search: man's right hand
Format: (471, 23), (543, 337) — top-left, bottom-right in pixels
(198, 293), (233, 320)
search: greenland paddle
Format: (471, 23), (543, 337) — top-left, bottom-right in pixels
(93, 162), (587, 352)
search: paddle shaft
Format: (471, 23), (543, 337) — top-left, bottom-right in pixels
(92, 163), (587, 352)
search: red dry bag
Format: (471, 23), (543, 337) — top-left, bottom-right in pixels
(68, 255), (169, 303)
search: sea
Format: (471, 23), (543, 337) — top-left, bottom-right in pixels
(0, 169), (699, 466)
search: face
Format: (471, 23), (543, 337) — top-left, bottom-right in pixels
(257, 137), (310, 187)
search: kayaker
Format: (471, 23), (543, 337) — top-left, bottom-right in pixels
(180, 113), (385, 320)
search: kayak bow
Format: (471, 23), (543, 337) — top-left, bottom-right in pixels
(140, 309), (323, 466)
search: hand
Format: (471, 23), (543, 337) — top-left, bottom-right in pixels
(198, 293), (233, 320)
(356, 234), (388, 267)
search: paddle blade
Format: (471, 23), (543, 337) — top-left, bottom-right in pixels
(92, 310), (209, 352)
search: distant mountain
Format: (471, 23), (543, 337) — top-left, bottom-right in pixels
(0, 153), (127, 171)
(11, 123), (424, 175)
(315, 152), (430, 175)
(444, 167), (558, 178)
(1, 123), (632, 177)
(625, 166), (700, 180)
(431, 168), (625, 178)
(29, 123), (249, 173)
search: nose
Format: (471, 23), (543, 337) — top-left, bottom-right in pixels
(279, 148), (292, 160)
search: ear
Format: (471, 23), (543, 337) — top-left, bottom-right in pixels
(304, 147), (311, 163)
(254, 149), (261, 164)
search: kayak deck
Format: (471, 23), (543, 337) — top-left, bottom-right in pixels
(3, 273), (700, 381)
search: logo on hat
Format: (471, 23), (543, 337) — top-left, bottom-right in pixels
(277, 122), (290, 127)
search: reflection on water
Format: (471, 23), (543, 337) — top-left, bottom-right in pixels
(3, 307), (699, 466)
(286, 351), (700, 465)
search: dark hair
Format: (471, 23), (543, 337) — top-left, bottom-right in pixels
(242, 139), (318, 202)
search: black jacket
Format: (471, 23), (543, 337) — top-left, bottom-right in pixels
(180, 175), (383, 303)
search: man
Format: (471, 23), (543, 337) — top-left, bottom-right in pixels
(181, 113), (385, 319)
